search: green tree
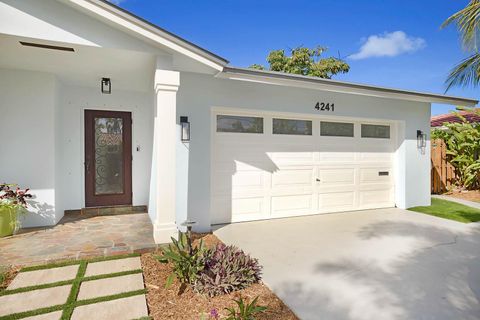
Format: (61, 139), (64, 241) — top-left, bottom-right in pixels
(442, 0), (480, 90)
(250, 46), (350, 79)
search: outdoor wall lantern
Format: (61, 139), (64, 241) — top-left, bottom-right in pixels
(101, 77), (111, 94)
(417, 130), (427, 149)
(180, 116), (190, 142)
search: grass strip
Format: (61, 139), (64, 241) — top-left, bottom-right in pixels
(0, 304), (64, 320)
(0, 279), (75, 296)
(82, 269), (142, 282)
(60, 261), (87, 320)
(20, 252), (140, 273)
(20, 260), (80, 273)
(74, 289), (147, 307)
(0, 269), (142, 296)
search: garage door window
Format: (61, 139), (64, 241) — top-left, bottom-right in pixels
(273, 118), (312, 135)
(216, 115), (264, 133)
(361, 124), (390, 139)
(320, 121), (354, 137)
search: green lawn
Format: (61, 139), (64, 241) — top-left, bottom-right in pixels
(409, 198), (480, 223)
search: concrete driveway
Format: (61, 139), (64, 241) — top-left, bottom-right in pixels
(214, 208), (480, 320)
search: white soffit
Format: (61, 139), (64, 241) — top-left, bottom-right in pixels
(219, 67), (478, 106)
(60, 0), (228, 71)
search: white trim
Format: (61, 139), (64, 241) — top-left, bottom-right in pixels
(63, 0), (226, 71)
(218, 68), (478, 106)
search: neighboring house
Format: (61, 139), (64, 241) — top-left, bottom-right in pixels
(431, 109), (480, 128)
(0, 0), (477, 243)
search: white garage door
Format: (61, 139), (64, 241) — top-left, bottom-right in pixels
(211, 111), (396, 225)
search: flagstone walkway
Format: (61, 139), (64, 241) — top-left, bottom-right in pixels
(0, 256), (148, 319)
(0, 212), (157, 266)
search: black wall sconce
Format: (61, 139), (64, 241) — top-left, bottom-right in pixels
(417, 130), (427, 148)
(101, 77), (111, 94)
(180, 116), (190, 142)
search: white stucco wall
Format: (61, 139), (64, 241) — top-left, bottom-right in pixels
(0, 68), (58, 227)
(176, 72), (431, 232)
(55, 84), (154, 215)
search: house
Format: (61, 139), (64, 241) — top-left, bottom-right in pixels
(431, 108), (480, 128)
(0, 0), (477, 244)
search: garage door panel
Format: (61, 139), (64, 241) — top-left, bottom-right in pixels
(272, 169), (314, 187)
(359, 188), (394, 208)
(318, 168), (355, 185)
(359, 168), (393, 183)
(318, 191), (355, 211)
(271, 194), (313, 216)
(318, 152), (356, 162)
(358, 152), (393, 162)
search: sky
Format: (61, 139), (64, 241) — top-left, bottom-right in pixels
(112, 0), (479, 116)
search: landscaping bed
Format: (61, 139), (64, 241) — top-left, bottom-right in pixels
(141, 234), (298, 320)
(0, 266), (17, 291)
(409, 197), (480, 223)
(444, 190), (480, 203)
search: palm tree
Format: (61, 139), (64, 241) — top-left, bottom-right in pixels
(442, 0), (480, 90)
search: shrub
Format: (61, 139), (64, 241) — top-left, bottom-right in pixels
(193, 244), (262, 297)
(431, 107), (480, 189)
(225, 296), (267, 320)
(157, 232), (206, 288)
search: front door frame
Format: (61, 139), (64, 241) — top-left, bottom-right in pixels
(84, 109), (133, 207)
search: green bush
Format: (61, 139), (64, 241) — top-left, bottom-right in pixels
(225, 296), (267, 320)
(157, 233), (206, 288)
(432, 107), (480, 190)
(193, 244), (262, 297)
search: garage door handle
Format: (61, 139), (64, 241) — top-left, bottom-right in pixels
(316, 178), (321, 182)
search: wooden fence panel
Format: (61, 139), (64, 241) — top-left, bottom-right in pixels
(431, 139), (457, 194)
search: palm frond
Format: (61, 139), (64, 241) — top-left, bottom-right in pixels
(442, 0), (480, 51)
(445, 53), (480, 91)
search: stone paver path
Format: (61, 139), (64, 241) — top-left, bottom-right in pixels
(433, 194), (480, 210)
(0, 212), (157, 266)
(0, 256), (148, 320)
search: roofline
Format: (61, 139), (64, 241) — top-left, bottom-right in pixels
(220, 67), (479, 106)
(72, 0), (229, 67)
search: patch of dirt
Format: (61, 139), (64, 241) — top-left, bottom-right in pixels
(141, 234), (298, 320)
(0, 266), (19, 291)
(444, 190), (480, 203)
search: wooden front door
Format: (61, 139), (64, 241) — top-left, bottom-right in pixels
(84, 110), (132, 207)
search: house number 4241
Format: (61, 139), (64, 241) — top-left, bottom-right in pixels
(314, 102), (335, 112)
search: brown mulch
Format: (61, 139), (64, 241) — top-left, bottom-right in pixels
(0, 266), (19, 291)
(444, 190), (480, 203)
(141, 234), (298, 320)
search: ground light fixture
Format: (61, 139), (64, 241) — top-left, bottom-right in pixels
(101, 77), (111, 94)
(180, 116), (191, 142)
(180, 219), (196, 255)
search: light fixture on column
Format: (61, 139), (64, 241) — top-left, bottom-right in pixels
(101, 77), (111, 94)
(417, 130), (427, 148)
(180, 116), (190, 142)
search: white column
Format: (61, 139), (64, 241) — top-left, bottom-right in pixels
(151, 69), (180, 243)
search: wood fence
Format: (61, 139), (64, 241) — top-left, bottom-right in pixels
(431, 139), (457, 194)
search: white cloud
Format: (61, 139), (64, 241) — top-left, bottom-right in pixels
(349, 31), (426, 60)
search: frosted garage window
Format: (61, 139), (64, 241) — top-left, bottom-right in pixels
(273, 118), (312, 135)
(361, 124), (390, 139)
(216, 115), (264, 133)
(320, 121), (354, 137)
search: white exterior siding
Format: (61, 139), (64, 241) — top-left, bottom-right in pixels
(177, 72), (431, 231)
(0, 68), (57, 227)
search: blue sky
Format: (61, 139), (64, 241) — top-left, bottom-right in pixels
(113, 0), (478, 115)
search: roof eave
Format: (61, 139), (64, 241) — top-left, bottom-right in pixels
(65, 0), (229, 71)
(219, 67), (478, 106)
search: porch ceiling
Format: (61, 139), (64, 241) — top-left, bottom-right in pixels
(0, 33), (156, 92)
